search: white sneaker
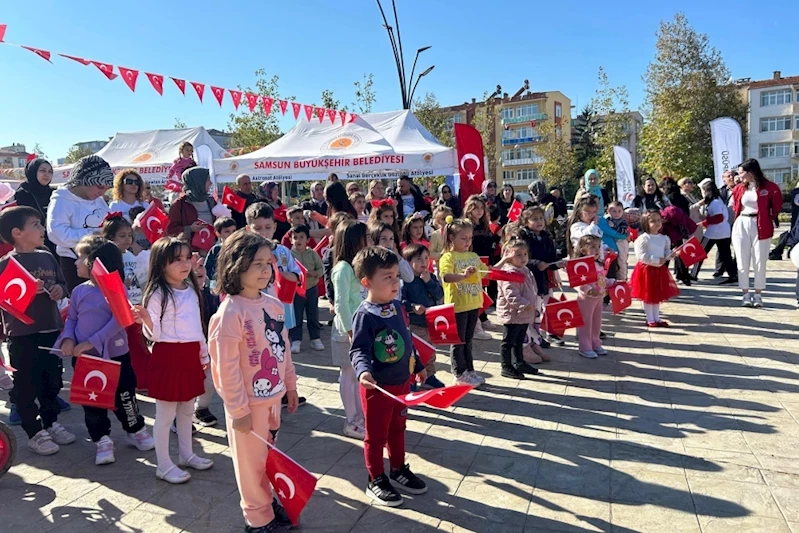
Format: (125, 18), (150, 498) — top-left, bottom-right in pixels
(742, 293), (753, 307)
(95, 436), (115, 465)
(28, 430), (59, 456)
(466, 372), (484, 386)
(578, 350), (598, 359)
(156, 464), (191, 484)
(343, 422), (365, 440)
(455, 373), (473, 386)
(47, 422), (76, 445)
(290, 340), (302, 353)
(310, 339), (325, 351)
(126, 428), (155, 451)
(178, 453), (214, 471)
(752, 294), (763, 308)
(594, 346), (608, 356)
(473, 322), (492, 340)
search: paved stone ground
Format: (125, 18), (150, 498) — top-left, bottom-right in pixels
(1, 250), (799, 532)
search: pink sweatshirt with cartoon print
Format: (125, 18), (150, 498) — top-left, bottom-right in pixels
(208, 293), (297, 420)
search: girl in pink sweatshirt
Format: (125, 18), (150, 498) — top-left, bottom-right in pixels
(208, 231), (299, 532)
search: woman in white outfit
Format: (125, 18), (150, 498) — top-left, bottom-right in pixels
(730, 159), (783, 308)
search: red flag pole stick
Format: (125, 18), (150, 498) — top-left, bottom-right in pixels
(372, 384), (404, 404)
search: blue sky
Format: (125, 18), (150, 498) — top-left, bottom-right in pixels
(1, 0), (796, 160)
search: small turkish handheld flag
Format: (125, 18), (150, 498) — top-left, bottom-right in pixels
(265, 446), (317, 527)
(274, 204), (288, 223)
(140, 203), (169, 244)
(677, 236), (707, 268)
(566, 256), (599, 288)
(396, 383), (474, 408)
(221, 186), (246, 213)
(479, 290), (493, 314)
(295, 259), (307, 298)
(543, 298), (584, 332)
(425, 303), (462, 345)
(164, 179), (183, 193)
(609, 282), (631, 314)
(274, 268), (297, 304)
(411, 333), (436, 367)
(0, 256), (38, 325)
(628, 228), (639, 242)
(487, 268), (525, 283)
(91, 259), (135, 328)
(191, 221), (216, 252)
(507, 199), (524, 222)
(70, 354), (121, 410)
(313, 235), (330, 258)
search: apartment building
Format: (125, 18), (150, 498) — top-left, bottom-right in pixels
(442, 87), (571, 189)
(0, 143), (30, 168)
(739, 71), (799, 189)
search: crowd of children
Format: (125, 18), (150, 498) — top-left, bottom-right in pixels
(4, 158), (771, 532)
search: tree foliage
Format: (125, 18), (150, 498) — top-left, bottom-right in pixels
(472, 92), (499, 175)
(32, 143), (47, 161)
(572, 105), (600, 176)
(591, 67), (630, 183)
(227, 69), (292, 153)
(536, 121), (577, 189)
(352, 73), (376, 114)
(64, 145), (95, 164)
(412, 92), (453, 147)
(174, 118), (187, 129)
(319, 90), (341, 111)
(639, 12), (747, 178)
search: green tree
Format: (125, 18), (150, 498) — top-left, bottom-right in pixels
(64, 145), (94, 164)
(472, 92), (500, 178)
(591, 67), (630, 183)
(352, 73), (376, 114)
(32, 143), (48, 161)
(536, 121), (577, 189)
(412, 92), (453, 147)
(227, 69), (292, 153)
(174, 118), (187, 129)
(319, 89), (341, 111)
(639, 12), (747, 178)
(572, 105), (600, 175)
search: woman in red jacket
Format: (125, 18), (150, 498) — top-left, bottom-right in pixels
(167, 167), (218, 250)
(731, 159), (783, 308)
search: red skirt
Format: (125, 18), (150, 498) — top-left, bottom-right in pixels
(148, 341), (205, 402)
(630, 263), (680, 304)
(126, 323), (151, 392)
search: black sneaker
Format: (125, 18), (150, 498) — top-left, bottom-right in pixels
(193, 408), (218, 427)
(272, 497), (292, 528)
(245, 518), (289, 533)
(514, 362), (539, 375)
(389, 464), (428, 495)
(281, 395), (307, 409)
(712, 271), (723, 278)
(171, 420), (198, 434)
(599, 331), (607, 340)
(501, 366), (526, 379)
(719, 277), (738, 285)
(366, 474), (404, 506)
(539, 337), (551, 349)
(548, 334), (565, 346)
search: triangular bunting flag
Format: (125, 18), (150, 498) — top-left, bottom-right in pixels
(229, 90), (243, 110)
(315, 107), (325, 123)
(339, 110), (347, 125)
(303, 104), (314, 122)
(211, 86), (225, 106)
(145, 72), (164, 95)
(190, 82), (205, 102)
(118, 67), (139, 92)
(262, 96), (274, 115)
(22, 46), (51, 63)
(171, 77), (186, 94)
(245, 93), (258, 113)
(291, 102), (302, 119)
(0, 24), (6, 43)
(327, 109), (337, 124)
(347, 113), (358, 123)
(60, 53), (90, 65)
(91, 61), (117, 80)
(279, 99), (288, 115)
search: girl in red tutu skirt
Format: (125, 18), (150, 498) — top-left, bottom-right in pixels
(630, 210), (680, 327)
(132, 237), (213, 484)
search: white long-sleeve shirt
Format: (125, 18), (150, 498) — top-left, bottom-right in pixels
(634, 233), (671, 266)
(143, 284), (208, 364)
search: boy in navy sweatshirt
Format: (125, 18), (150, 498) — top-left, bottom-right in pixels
(350, 246), (428, 507)
(401, 243), (444, 389)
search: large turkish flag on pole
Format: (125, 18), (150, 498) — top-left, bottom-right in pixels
(265, 446), (317, 527)
(454, 123), (486, 206)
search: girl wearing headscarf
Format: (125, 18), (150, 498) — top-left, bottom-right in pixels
(497, 184), (517, 225)
(433, 183), (462, 218)
(46, 155), (113, 291)
(166, 167), (218, 246)
(573, 169), (610, 214)
(481, 180), (498, 208)
(15, 158), (57, 256)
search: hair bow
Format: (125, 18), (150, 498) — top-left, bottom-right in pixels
(104, 211), (124, 222)
(370, 198), (395, 208)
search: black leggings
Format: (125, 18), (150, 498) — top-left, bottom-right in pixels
(692, 237), (735, 279)
(8, 332), (62, 438)
(501, 324), (527, 368)
(450, 309), (478, 377)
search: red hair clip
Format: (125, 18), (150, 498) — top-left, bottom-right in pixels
(370, 198), (395, 208)
(104, 211), (124, 222)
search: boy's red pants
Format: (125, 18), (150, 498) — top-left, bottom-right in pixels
(360, 381), (410, 479)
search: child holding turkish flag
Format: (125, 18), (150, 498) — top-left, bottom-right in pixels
(54, 235), (153, 465)
(349, 246), (428, 507)
(572, 235), (612, 359)
(630, 210), (680, 327)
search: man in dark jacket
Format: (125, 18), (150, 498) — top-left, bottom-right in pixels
(231, 174), (258, 228)
(393, 175), (428, 221)
(769, 183), (799, 260)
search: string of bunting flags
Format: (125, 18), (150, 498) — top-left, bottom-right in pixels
(0, 23), (357, 126)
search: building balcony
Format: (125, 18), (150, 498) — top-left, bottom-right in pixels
(502, 136), (544, 146)
(503, 112), (549, 125)
(502, 157), (542, 167)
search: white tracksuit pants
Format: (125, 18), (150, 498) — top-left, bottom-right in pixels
(731, 216), (769, 291)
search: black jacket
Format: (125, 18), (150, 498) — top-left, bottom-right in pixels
(520, 228), (560, 296)
(393, 188), (428, 221)
(231, 191), (257, 229)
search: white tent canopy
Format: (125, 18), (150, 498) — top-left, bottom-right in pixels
(52, 127), (230, 185)
(213, 110), (457, 183)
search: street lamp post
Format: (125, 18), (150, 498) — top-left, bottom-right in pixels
(376, 0), (434, 109)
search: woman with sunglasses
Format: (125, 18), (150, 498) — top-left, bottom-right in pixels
(109, 170), (150, 222)
(433, 184), (462, 218)
(141, 181), (164, 214)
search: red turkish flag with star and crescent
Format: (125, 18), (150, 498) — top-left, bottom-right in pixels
(487, 268), (525, 283)
(229, 90), (243, 110)
(543, 298), (584, 333)
(279, 99), (288, 115)
(265, 446), (317, 527)
(274, 268), (298, 304)
(211, 86), (225, 106)
(140, 203), (170, 244)
(313, 235), (330, 258)
(395, 383), (474, 409)
(145, 72), (164, 95)
(171, 77), (186, 94)
(70, 354), (121, 410)
(22, 46), (52, 62)
(222, 186), (246, 213)
(191, 221), (216, 252)
(262, 96), (274, 115)
(303, 105), (314, 122)
(190, 82), (205, 102)
(295, 259), (307, 298)
(425, 303), (462, 345)
(291, 101), (302, 120)
(454, 123), (486, 207)
(507, 199), (524, 222)
(566, 256), (599, 288)
(118, 67), (139, 92)
(0, 256), (38, 325)
(92, 259), (135, 328)
(60, 53), (90, 65)
(411, 333), (436, 367)
(609, 282), (632, 315)
(91, 61), (117, 80)
(245, 93), (259, 113)
(677, 236), (708, 268)
(164, 179), (183, 193)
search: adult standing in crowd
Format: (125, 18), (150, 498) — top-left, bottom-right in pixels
(662, 177), (690, 215)
(433, 183), (462, 218)
(770, 179), (799, 260)
(141, 180), (163, 214)
(714, 169), (738, 277)
(327, 172), (339, 183)
(108, 169), (149, 222)
(14, 157), (57, 256)
(497, 184), (517, 225)
(731, 158), (783, 308)
(633, 177), (671, 211)
(308, 181), (328, 216)
(167, 167), (217, 246)
(481, 180), (499, 209)
(549, 188), (568, 218)
(691, 179), (736, 284)
(393, 175), (427, 220)
(261, 181), (290, 242)
(364, 179), (386, 213)
(325, 181), (358, 218)
(574, 169), (611, 213)
(46, 155), (113, 291)
(230, 173), (258, 228)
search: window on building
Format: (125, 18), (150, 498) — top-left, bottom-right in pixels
(502, 129), (514, 140)
(517, 168), (538, 182)
(760, 116), (792, 132)
(795, 143), (799, 156)
(764, 168), (791, 184)
(760, 89), (792, 107)
(516, 104), (539, 117)
(795, 115), (799, 129)
(502, 171), (514, 183)
(517, 126), (533, 138)
(760, 143), (792, 158)
(502, 108), (515, 120)
(451, 113), (464, 124)
(555, 103), (562, 118)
